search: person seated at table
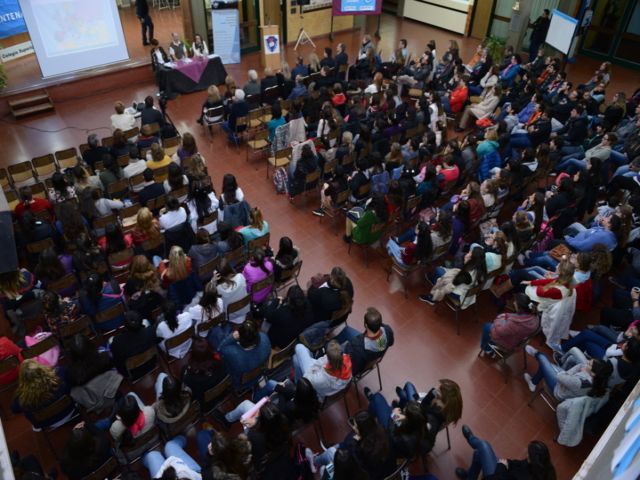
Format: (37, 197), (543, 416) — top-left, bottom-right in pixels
(150, 39), (169, 70)
(192, 33), (209, 58)
(168, 32), (186, 61)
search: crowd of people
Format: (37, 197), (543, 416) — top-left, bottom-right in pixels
(2, 25), (640, 480)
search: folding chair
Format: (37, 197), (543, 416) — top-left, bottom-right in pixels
(163, 136), (181, 157)
(30, 395), (79, 459)
(163, 401), (200, 440)
(227, 295), (251, 320)
(80, 456), (121, 480)
(107, 179), (130, 200)
(318, 383), (352, 442)
(4, 189), (18, 211)
(56, 315), (94, 348)
(196, 312), (225, 338)
(231, 116), (248, 149)
(24, 234), (53, 255)
(352, 356), (384, 406)
(198, 256), (220, 284)
(31, 154), (57, 180)
(94, 302), (126, 337)
(246, 129), (270, 163)
(320, 189), (350, 233)
(247, 108), (264, 130)
(440, 283), (483, 335)
(48, 273), (79, 297)
(266, 147), (292, 179)
(266, 338), (297, 374)
(250, 273), (274, 303)
(118, 424), (161, 464)
(108, 247), (135, 273)
(203, 106), (225, 137)
(348, 222), (386, 268)
(161, 326), (195, 374)
(483, 323), (542, 383)
(153, 166), (169, 183)
(247, 232), (270, 252)
(197, 211), (218, 231)
(124, 345), (159, 384)
(8, 161), (36, 187)
(124, 127), (140, 141)
(0, 168), (10, 190)
(200, 375), (232, 417)
(142, 235), (165, 259)
(235, 362), (267, 397)
(223, 245), (247, 270)
(92, 214), (117, 235)
(118, 203), (141, 231)
(116, 155), (130, 168)
(274, 261), (302, 293)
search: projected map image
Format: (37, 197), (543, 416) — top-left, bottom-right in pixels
(32, 0), (118, 57)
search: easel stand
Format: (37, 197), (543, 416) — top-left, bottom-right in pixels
(294, 14), (315, 50)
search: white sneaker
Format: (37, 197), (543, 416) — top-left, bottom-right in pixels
(569, 330), (580, 338)
(523, 373), (536, 392)
(524, 345), (538, 357)
(305, 448), (317, 474)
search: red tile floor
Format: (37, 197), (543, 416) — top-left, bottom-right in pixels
(1, 13), (639, 479)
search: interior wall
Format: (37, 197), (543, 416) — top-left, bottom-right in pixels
(285, 2), (354, 43)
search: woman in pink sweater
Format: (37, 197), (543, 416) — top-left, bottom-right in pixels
(242, 247), (274, 304)
(479, 293), (539, 355)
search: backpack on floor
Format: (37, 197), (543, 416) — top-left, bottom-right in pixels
(273, 167), (289, 194)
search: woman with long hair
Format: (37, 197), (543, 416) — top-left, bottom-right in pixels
(163, 162), (188, 202)
(450, 200), (471, 255)
(211, 258), (249, 324)
(344, 193), (389, 245)
(187, 153), (210, 184)
(61, 423), (112, 480)
(273, 236), (300, 282)
(199, 85), (224, 126)
(34, 246), (71, 286)
(129, 255), (161, 292)
(156, 301), (194, 359)
(242, 247), (274, 304)
(309, 410), (397, 478)
(186, 179), (219, 235)
(174, 131), (199, 163)
(456, 432), (556, 480)
(42, 289), (80, 336)
(99, 222), (133, 257)
(219, 173), (244, 208)
(188, 286), (226, 340)
(110, 128), (129, 157)
(239, 207), (269, 244)
(66, 334), (113, 387)
(132, 206), (162, 245)
(153, 373), (193, 431)
(158, 245), (192, 287)
(48, 171), (77, 204)
(72, 164), (102, 191)
(420, 246), (487, 307)
(79, 273), (125, 331)
(307, 266), (354, 325)
(109, 393), (156, 450)
(55, 201), (88, 240)
(181, 337), (226, 406)
(146, 143), (172, 171)
(99, 156), (125, 195)
(433, 209), (453, 248)
(386, 221), (434, 266)
(264, 285), (314, 349)
(12, 360), (75, 429)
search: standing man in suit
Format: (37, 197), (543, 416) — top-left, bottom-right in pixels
(136, 0), (154, 46)
(529, 9), (551, 61)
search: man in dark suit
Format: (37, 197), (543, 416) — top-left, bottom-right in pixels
(82, 134), (109, 171)
(260, 68), (279, 97)
(111, 311), (158, 378)
(140, 96), (165, 128)
(335, 43), (348, 80)
(138, 168), (166, 210)
(135, 0), (154, 46)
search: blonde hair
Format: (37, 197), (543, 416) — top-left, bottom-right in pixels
(167, 245), (188, 281)
(0, 270), (26, 299)
(130, 255), (160, 290)
(207, 85), (221, 103)
(151, 143), (165, 162)
(550, 259), (575, 292)
(280, 61), (291, 81)
(308, 52), (320, 72)
(485, 129), (498, 141)
(16, 360), (60, 409)
(250, 207), (264, 230)
(136, 207), (161, 240)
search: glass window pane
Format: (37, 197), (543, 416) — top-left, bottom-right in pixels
(584, 0), (630, 54)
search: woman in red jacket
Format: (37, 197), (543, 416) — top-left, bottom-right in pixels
(443, 77), (469, 115)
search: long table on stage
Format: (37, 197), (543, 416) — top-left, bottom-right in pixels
(157, 55), (228, 99)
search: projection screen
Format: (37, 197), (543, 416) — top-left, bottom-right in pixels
(18, 0), (130, 77)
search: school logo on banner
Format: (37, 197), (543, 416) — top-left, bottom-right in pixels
(264, 34), (279, 54)
(0, 0), (27, 39)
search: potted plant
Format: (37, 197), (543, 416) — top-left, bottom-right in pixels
(485, 35), (507, 63)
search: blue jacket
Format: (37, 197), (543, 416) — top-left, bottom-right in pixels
(288, 84), (307, 100)
(500, 64), (520, 87)
(478, 149), (502, 182)
(517, 101), (535, 124)
(219, 332), (271, 388)
(565, 227), (617, 252)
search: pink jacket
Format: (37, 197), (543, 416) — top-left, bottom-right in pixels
(242, 260), (274, 303)
(490, 313), (539, 350)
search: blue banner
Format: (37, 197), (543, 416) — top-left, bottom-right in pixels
(0, 0), (27, 39)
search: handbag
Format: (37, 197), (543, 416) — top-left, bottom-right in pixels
(549, 243), (572, 261)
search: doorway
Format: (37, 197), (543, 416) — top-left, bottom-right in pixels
(470, 0), (495, 39)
